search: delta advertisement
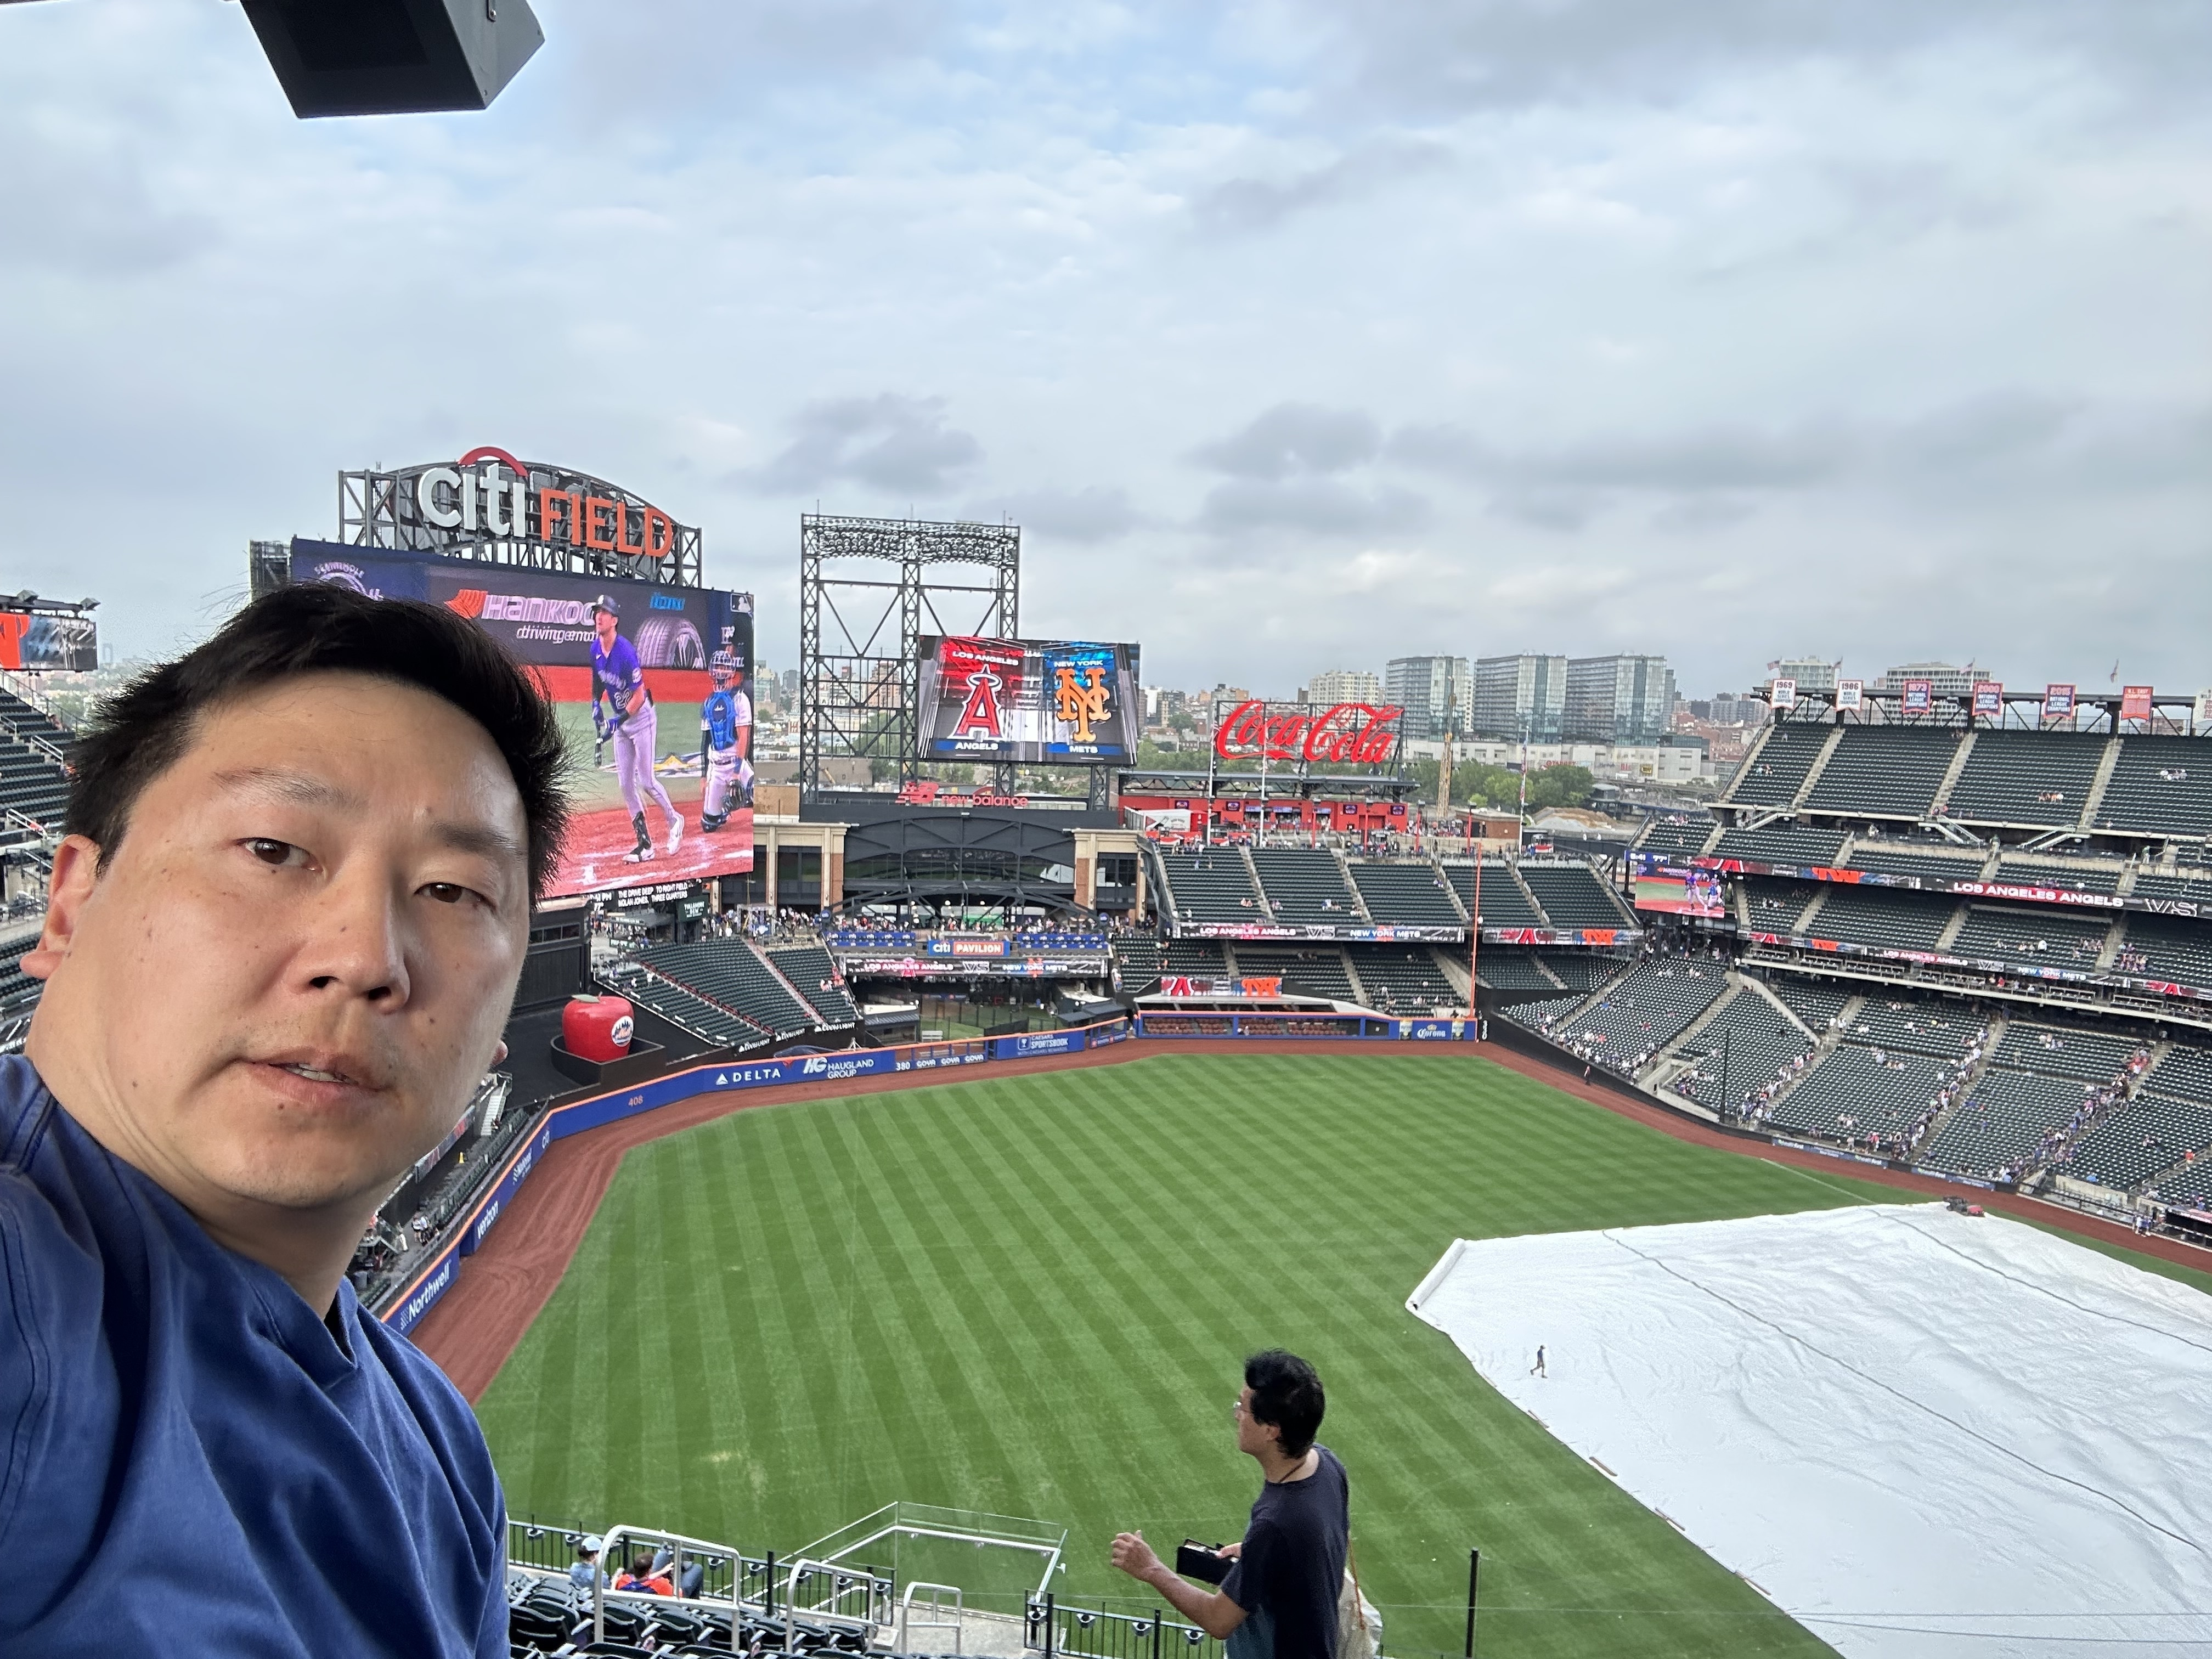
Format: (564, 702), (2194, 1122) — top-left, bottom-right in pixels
(290, 540), (754, 900)
(917, 635), (1142, 763)
(0, 608), (97, 673)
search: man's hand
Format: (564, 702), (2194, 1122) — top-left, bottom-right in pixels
(1111, 1531), (1163, 1584)
(1217, 1541), (1243, 1561)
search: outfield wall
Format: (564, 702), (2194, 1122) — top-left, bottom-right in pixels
(380, 1012), (1482, 1334)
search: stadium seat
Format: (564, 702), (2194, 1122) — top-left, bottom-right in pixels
(1155, 849), (1268, 924)
(1444, 861), (1544, 929)
(1944, 731), (2108, 828)
(1712, 823), (1848, 867)
(2094, 736), (2212, 838)
(1720, 722), (1832, 807)
(1516, 864), (1634, 930)
(1802, 726), (1962, 819)
(1348, 861), (1464, 926)
(1248, 849), (1361, 924)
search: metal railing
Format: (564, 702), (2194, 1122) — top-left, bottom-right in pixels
(1029, 1594), (1226, 1659)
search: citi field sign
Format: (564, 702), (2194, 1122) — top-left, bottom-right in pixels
(1212, 699), (1404, 765)
(353, 447), (697, 563)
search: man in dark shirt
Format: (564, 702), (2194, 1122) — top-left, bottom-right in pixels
(0, 586), (567, 1655)
(1111, 1351), (1350, 1659)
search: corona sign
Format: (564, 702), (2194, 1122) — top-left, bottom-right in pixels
(1212, 700), (1403, 766)
(338, 448), (703, 586)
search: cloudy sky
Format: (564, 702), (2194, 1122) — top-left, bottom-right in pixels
(3, 0), (2206, 697)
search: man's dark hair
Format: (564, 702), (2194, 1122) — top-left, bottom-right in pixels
(1244, 1348), (1324, 1458)
(66, 584), (568, 898)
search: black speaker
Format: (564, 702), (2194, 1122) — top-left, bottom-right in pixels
(239, 0), (543, 117)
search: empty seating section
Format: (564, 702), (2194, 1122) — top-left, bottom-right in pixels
(1742, 877), (1810, 930)
(1841, 998), (1984, 1058)
(1839, 843), (1984, 882)
(1768, 978), (1852, 1032)
(639, 943), (815, 1036)
(1994, 857), (2123, 895)
(1673, 994), (1817, 1112)
(1348, 947), (1459, 1011)
(1113, 937), (1164, 986)
(1945, 731), (2108, 827)
(1949, 905), (2111, 970)
(1447, 862), (1544, 929)
(1349, 861), (1464, 926)
(2115, 916), (2212, 990)
(0, 747), (67, 829)
(1768, 1047), (1953, 1140)
(768, 945), (858, 1025)
(1801, 885), (1956, 953)
(1249, 849), (1361, 923)
(2065, 1094), (2212, 1189)
(1713, 823), (1848, 867)
(1235, 947), (1357, 1001)
(1157, 849), (1266, 923)
(2126, 872), (2212, 906)
(1474, 950), (1554, 991)
(2149, 1043), (2212, 1103)
(1163, 940), (1230, 975)
(0, 687), (69, 746)
(1988, 1022), (2139, 1084)
(1553, 962), (1726, 1072)
(1541, 952), (1620, 991)
(2095, 736), (2212, 837)
(1803, 726), (1961, 819)
(606, 963), (765, 1048)
(1636, 816), (1714, 856)
(1519, 863), (1633, 929)
(1504, 989), (1592, 1031)
(1922, 1068), (2094, 1177)
(1723, 723), (1831, 806)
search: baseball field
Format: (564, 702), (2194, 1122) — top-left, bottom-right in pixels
(469, 1052), (2206, 1658)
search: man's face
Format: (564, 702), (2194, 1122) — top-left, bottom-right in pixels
(1233, 1385), (1276, 1459)
(25, 672), (531, 1218)
(594, 609), (617, 645)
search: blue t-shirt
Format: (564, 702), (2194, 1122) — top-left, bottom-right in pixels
(592, 634), (644, 715)
(0, 1058), (508, 1656)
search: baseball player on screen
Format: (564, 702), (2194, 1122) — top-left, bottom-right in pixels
(699, 648), (753, 832)
(590, 595), (683, 862)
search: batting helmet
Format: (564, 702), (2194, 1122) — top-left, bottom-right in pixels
(590, 593), (620, 617)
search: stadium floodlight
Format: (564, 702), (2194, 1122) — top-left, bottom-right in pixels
(238, 0), (544, 117)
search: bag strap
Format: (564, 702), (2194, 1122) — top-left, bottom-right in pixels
(1346, 1537), (1367, 1632)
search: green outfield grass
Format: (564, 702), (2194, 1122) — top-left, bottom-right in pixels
(475, 1052), (1982, 1656)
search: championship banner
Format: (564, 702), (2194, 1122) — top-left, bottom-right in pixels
(1901, 678), (1934, 715)
(1769, 677), (1797, 710)
(291, 539), (754, 900)
(1972, 681), (2004, 718)
(917, 635), (1141, 762)
(2041, 683), (2075, 723)
(2120, 685), (2154, 721)
(1835, 679), (1864, 711)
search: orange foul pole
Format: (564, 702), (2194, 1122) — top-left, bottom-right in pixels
(1468, 843), (1481, 1034)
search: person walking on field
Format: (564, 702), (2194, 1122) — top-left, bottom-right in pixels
(1530, 1345), (1547, 1378)
(1111, 1351), (1350, 1659)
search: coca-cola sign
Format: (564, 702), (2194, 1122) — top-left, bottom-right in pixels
(1212, 700), (1403, 764)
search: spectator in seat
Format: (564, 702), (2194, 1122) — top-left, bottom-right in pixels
(0, 586), (566, 1656)
(615, 1551), (675, 1598)
(1111, 1350), (1351, 1659)
(572, 1534), (605, 1594)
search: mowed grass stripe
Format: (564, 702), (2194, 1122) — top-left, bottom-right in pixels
(479, 1053), (1910, 1657)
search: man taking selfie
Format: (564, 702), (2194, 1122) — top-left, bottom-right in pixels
(0, 586), (566, 1654)
(1111, 1351), (1350, 1659)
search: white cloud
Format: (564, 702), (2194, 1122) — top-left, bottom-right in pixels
(0, 0), (2203, 699)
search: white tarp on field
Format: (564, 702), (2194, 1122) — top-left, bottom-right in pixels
(1406, 1204), (2212, 1659)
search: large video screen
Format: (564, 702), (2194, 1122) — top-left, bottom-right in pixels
(1628, 851), (1728, 918)
(916, 635), (1141, 763)
(290, 540), (753, 901)
(0, 608), (97, 672)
